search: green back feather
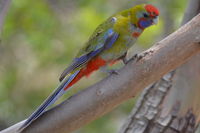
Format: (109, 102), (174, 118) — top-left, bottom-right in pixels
(76, 4), (147, 58)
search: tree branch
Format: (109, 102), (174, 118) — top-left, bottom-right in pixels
(119, 0), (200, 132)
(181, 0), (200, 25)
(2, 13), (200, 133)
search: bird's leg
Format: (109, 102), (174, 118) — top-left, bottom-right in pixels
(100, 66), (119, 75)
(122, 56), (128, 65)
(118, 52), (128, 64)
(121, 53), (138, 64)
(119, 52), (138, 64)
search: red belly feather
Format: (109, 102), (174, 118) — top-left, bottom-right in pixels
(64, 56), (107, 90)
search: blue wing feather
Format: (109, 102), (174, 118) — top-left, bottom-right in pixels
(18, 70), (80, 132)
(19, 18), (119, 132)
(59, 29), (119, 81)
(19, 29), (119, 131)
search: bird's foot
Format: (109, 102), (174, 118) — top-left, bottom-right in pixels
(107, 69), (120, 75)
(136, 50), (154, 61)
(127, 50), (154, 63)
(100, 67), (119, 75)
(122, 53), (138, 64)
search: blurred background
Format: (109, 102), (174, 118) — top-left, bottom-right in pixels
(0, 0), (187, 132)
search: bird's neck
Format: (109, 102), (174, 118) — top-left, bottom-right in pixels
(130, 23), (143, 33)
(120, 9), (145, 31)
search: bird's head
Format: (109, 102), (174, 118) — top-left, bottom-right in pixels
(130, 4), (159, 29)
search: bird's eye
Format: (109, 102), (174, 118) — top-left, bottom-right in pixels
(152, 12), (157, 16)
(143, 13), (148, 18)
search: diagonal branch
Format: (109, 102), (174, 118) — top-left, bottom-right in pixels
(119, 0), (200, 133)
(2, 13), (200, 133)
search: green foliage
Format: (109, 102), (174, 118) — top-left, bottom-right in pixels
(0, 0), (187, 132)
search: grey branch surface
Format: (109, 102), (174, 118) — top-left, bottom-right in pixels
(119, 72), (176, 133)
(2, 13), (200, 133)
(120, 0), (200, 133)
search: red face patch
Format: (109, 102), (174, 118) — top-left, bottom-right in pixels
(145, 4), (159, 17)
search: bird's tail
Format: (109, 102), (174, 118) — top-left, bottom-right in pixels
(18, 70), (80, 132)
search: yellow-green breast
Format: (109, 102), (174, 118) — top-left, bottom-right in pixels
(100, 14), (139, 61)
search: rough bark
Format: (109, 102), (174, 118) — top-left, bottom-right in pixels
(1, 13), (200, 133)
(119, 0), (200, 133)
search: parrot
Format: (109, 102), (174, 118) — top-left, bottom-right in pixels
(19, 4), (159, 131)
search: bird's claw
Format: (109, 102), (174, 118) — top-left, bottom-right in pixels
(136, 50), (153, 61)
(108, 69), (120, 75)
(123, 53), (138, 64)
(127, 50), (154, 63)
(100, 67), (120, 75)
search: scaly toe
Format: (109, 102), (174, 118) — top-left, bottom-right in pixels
(108, 69), (119, 75)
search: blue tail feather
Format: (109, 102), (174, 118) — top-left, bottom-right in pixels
(18, 70), (80, 132)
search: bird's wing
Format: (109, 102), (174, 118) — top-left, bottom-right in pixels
(19, 27), (119, 131)
(59, 17), (119, 81)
